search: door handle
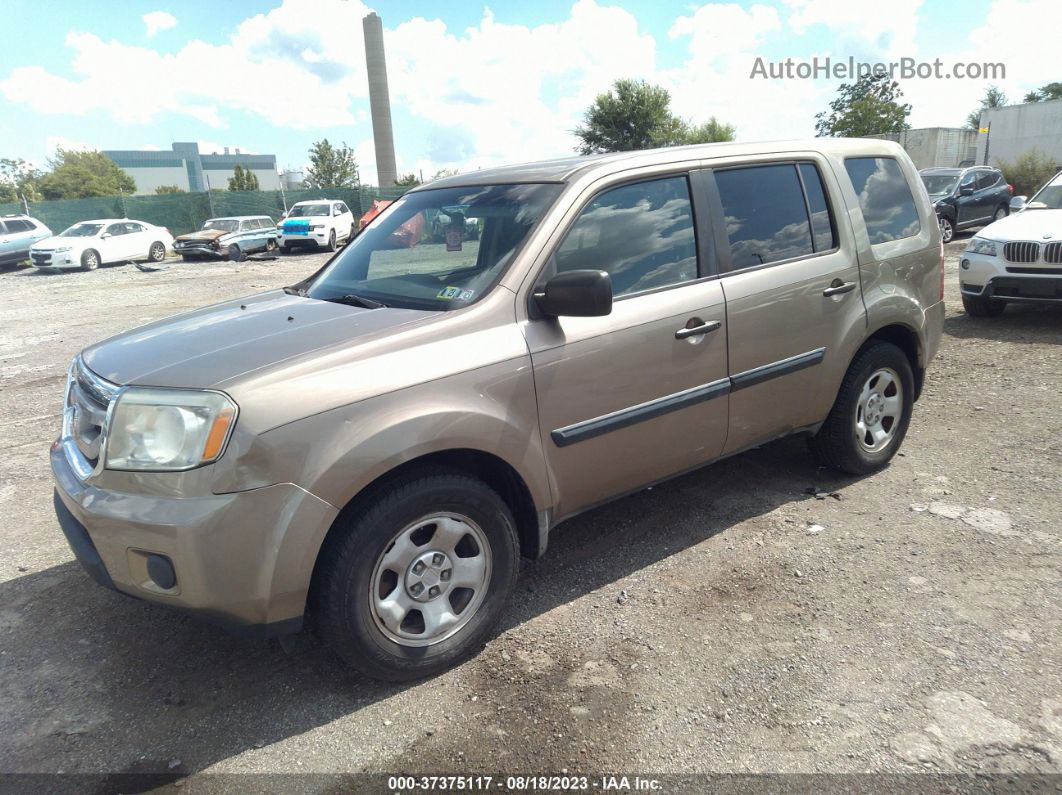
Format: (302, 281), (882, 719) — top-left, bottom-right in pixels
(823, 281), (857, 297)
(675, 320), (722, 339)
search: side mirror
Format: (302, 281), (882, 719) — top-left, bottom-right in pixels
(535, 269), (612, 318)
(100, 232), (111, 239)
(959, 186), (974, 197)
(1009, 196), (1027, 212)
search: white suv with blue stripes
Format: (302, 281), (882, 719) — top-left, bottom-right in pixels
(278, 200), (355, 253)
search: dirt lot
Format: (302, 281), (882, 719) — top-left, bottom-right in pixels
(0, 236), (1059, 784)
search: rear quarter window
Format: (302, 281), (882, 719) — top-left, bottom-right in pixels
(844, 157), (921, 244)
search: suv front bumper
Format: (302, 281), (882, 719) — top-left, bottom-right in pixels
(960, 251), (1062, 303)
(50, 443), (337, 636)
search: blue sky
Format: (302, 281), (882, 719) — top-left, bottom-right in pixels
(0, 0), (1050, 184)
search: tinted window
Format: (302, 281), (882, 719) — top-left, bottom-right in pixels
(337, 203), (349, 215)
(5, 219), (31, 232)
(798, 163), (836, 252)
(844, 157), (921, 244)
(977, 171), (999, 190)
(715, 164), (813, 268)
(555, 176), (697, 297)
(105, 223), (126, 236)
(959, 171), (977, 189)
(125, 222), (144, 233)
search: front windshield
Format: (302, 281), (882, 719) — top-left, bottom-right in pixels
(203, 219), (239, 232)
(921, 175), (959, 195)
(60, 223), (102, 237)
(288, 204), (330, 218)
(1029, 173), (1062, 209)
(306, 183), (562, 311)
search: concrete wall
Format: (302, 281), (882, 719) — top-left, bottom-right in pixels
(868, 128), (978, 169)
(976, 100), (1062, 168)
(120, 166), (190, 195)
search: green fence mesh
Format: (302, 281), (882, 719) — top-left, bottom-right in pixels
(0, 186), (410, 236)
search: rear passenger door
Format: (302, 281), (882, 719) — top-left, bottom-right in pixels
(698, 158), (868, 454)
(525, 173), (730, 519)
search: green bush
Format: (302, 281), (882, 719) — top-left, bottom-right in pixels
(995, 148), (1059, 197)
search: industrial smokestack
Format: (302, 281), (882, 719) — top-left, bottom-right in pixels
(362, 12), (398, 188)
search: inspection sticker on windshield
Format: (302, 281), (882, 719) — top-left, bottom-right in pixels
(437, 286), (474, 301)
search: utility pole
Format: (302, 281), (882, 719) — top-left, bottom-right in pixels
(118, 188), (127, 217)
(205, 175), (216, 216)
(20, 192), (29, 215)
(982, 122), (991, 166)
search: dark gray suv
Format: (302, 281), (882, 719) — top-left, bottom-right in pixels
(920, 167), (1013, 243)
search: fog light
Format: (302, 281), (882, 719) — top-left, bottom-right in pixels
(146, 554), (177, 589)
(961, 259), (970, 270)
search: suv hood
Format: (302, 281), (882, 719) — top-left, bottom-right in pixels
(980, 208), (1062, 240)
(82, 290), (433, 389)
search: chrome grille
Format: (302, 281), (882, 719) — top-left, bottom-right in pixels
(1044, 242), (1062, 264)
(1003, 241), (1039, 263)
(65, 357), (119, 468)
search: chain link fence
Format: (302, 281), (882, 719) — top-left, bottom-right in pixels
(0, 186), (409, 236)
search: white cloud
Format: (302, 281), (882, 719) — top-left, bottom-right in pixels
(143, 11), (177, 38)
(44, 135), (92, 154)
(783, 0), (925, 59)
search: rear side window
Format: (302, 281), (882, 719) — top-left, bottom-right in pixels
(977, 171), (999, 190)
(5, 219), (31, 232)
(555, 176), (697, 298)
(798, 163), (836, 252)
(715, 164), (814, 268)
(844, 157), (921, 244)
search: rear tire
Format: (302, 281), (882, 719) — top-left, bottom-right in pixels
(938, 215), (954, 243)
(80, 249), (99, 271)
(265, 238), (278, 252)
(148, 241), (166, 262)
(993, 205), (1008, 222)
(311, 470), (519, 682)
(808, 342), (914, 475)
(962, 293), (1006, 317)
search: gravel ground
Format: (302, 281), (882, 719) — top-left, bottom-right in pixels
(0, 236), (1059, 783)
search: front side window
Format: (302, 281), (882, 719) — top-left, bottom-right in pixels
(307, 183), (562, 311)
(715, 164), (814, 268)
(844, 157), (921, 245)
(203, 219), (239, 232)
(554, 176), (697, 297)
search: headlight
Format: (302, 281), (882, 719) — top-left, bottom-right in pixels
(310, 224), (324, 230)
(105, 387), (237, 471)
(53, 246), (72, 253)
(966, 237), (998, 256)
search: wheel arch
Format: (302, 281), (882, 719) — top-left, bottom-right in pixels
(862, 322), (923, 400)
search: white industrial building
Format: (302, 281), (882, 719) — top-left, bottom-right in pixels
(101, 142), (280, 195)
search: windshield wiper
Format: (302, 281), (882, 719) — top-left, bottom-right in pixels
(323, 293), (387, 309)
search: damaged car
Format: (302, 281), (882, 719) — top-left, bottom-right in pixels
(173, 216), (278, 261)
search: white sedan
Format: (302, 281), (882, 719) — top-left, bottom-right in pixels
(29, 219), (173, 271)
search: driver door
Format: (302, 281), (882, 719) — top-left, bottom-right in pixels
(524, 173), (729, 519)
(99, 223), (128, 262)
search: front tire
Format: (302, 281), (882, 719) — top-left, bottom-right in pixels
(809, 342), (914, 475)
(938, 215), (954, 243)
(80, 249), (99, 271)
(324, 229), (337, 252)
(312, 470), (519, 682)
(962, 293), (1006, 317)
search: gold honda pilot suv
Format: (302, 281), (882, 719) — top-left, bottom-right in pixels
(51, 139), (944, 681)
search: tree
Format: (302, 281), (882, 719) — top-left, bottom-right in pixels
(815, 73), (911, 137)
(304, 139), (360, 189)
(1023, 81), (1062, 103)
(395, 173), (421, 187)
(155, 184), (184, 194)
(965, 85), (1007, 130)
(37, 150), (136, 199)
(574, 79), (736, 154)
(995, 148), (1057, 197)
(227, 164), (259, 191)
(0, 158), (43, 202)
